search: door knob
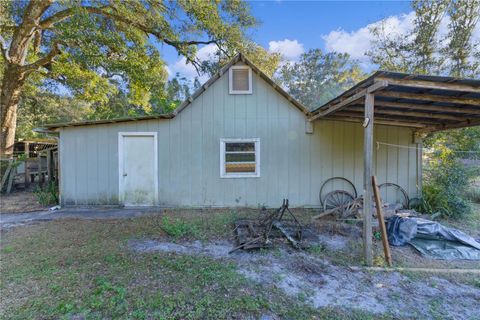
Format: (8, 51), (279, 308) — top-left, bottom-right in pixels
(123, 173), (127, 177)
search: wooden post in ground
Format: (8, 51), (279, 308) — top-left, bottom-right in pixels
(46, 150), (52, 183)
(24, 142), (30, 188)
(6, 164), (15, 193)
(363, 93), (374, 266)
(37, 152), (43, 186)
(372, 175), (393, 267)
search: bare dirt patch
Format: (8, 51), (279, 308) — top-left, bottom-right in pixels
(129, 238), (480, 320)
(0, 190), (47, 214)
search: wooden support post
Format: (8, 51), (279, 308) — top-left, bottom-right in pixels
(37, 153), (42, 186)
(24, 142), (30, 188)
(6, 165), (15, 193)
(47, 150), (52, 183)
(372, 175), (393, 267)
(363, 93), (374, 266)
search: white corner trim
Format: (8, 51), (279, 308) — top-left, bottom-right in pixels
(118, 132), (158, 206)
(220, 138), (260, 178)
(229, 65), (253, 94)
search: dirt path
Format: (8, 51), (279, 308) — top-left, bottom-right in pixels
(129, 239), (480, 320)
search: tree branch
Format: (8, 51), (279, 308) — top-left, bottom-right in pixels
(22, 42), (61, 73)
(40, 6), (220, 49)
(39, 6), (108, 29)
(0, 35), (10, 62)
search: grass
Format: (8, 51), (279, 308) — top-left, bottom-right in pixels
(0, 209), (395, 320)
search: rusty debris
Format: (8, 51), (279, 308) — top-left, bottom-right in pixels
(229, 199), (306, 253)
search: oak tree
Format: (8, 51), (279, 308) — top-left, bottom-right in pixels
(0, 0), (260, 156)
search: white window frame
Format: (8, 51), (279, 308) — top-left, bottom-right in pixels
(229, 66), (253, 94)
(220, 138), (260, 178)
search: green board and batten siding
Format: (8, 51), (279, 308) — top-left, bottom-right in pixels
(59, 64), (421, 207)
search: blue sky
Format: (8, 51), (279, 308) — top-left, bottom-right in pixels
(248, 1), (411, 51)
(162, 1), (417, 81)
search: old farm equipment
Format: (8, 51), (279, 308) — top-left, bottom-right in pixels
(230, 199), (305, 253)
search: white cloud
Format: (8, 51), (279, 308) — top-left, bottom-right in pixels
(322, 11), (480, 72)
(170, 43), (218, 82)
(322, 12), (416, 60)
(268, 39), (305, 60)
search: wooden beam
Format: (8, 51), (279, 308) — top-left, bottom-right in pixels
(369, 100), (480, 115)
(334, 111), (443, 125)
(46, 150), (52, 183)
(363, 93), (374, 266)
(310, 81), (388, 120)
(424, 118), (480, 132)
(347, 106), (465, 121)
(324, 116), (427, 128)
(378, 91), (480, 106)
(378, 77), (480, 93)
(24, 142), (30, 188)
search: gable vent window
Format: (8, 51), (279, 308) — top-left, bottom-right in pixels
(229, 66), (252, 94)
(220, 138), (260, 178)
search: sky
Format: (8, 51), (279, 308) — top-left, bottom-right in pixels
(162, 0), (479, 83)
(162, 0), (413, 82)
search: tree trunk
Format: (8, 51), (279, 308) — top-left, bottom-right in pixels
(0, 0), (53, 158)
(1, 64), (26, 158)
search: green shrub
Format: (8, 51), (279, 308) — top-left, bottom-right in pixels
(34, 182), (59, 205)
(418, 146), (472, 218)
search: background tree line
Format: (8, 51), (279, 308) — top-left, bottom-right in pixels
(1, 0), (479, 159)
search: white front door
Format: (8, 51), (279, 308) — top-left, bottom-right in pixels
(119, 133), (158, 206)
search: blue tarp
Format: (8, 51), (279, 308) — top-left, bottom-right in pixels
(387, 216), (480, 260)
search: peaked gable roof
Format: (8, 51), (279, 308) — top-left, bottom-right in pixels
(41, 53), (310, 131)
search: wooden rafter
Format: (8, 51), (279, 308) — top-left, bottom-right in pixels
(378, 77), (480, 93)
(378, 91), (480, 106)
(333, 111), (444, 125)
(424, 118), (480, 132)
(362, 100), (480, 115)
(309, 80), (388, 120)
(326, 116), (427, 128)
(347, 106), (467, 121)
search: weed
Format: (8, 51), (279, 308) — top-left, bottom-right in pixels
(160, 216), (200, 239)
(34, 181), (58, 205)
(2, 246), (14, 254)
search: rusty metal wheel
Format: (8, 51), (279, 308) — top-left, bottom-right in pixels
(323, 190), (355, 216)
(319, 177), (357, 206)
(378, 183), (409, 209)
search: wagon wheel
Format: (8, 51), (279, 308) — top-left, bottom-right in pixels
(323, 190), (355, 217)
(319, 177), (357, 206)
(378, 183), (409, 209)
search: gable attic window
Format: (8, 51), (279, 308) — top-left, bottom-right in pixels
(220, 138), (260, 178)
(229, 66), (252, 94)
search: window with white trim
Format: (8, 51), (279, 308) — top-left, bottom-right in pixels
(229, 66), (252, 94)
(220, 138), (260, 178)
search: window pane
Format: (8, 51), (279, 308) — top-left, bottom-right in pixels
(225, 153), (255, 162)
(225, 163), (256, 173)
(226, 142), (255, 152)
(232, 69), (250, 91)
